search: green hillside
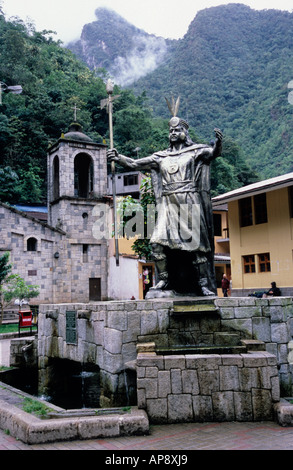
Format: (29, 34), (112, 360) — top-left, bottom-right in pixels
(0, 13), (167, 202)
(0, 8), (259, 204)
(68, 8), (173, 87)
(131, 4), (293, 179)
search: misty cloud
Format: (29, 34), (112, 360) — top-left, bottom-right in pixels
(110, 35), (168, 86)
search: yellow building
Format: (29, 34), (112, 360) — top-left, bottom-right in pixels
(212, 172), (293, 296)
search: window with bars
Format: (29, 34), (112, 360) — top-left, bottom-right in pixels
(258, 253), (271, 272)
(243, 255), (256, 273)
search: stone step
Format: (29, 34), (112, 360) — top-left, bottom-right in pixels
(214, 332), (241, 346)
(241, 339), (266, 351)
(156, 345), (247, 355)
(172, 301), (219, 316)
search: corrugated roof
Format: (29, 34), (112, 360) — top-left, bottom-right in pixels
(14, 204), (47, 213)
(212, 172), (293, 205)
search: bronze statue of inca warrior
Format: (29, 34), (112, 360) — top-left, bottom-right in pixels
(107, 97), (223, 297)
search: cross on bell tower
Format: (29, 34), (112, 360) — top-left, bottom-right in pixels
(71, 103), (80, 122)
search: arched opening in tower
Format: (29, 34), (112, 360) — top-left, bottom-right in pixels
(74, 153), (94, 198)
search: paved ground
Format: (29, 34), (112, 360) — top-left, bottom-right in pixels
(1, 420), (293, 451)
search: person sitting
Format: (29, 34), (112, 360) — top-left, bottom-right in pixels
(262, 282), (281, 298)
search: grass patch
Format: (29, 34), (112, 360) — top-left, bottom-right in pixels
(0, 324), (37, 334)
(22, 397), (52, 418)
(0, 366), (12, 372)
(122, 406), (131, 412)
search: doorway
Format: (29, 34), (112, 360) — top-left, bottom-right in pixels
(89, 278), (101, 301)
(142, 265), (153, 298)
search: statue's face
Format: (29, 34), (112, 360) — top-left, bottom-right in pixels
(169, 125), (182, 144)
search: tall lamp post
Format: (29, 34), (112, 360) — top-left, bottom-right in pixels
(0, 82), (23, 105)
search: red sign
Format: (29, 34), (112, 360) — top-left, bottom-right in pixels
(19, 310), (33, 328)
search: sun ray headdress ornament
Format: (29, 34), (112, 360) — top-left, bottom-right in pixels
(165, 96), (189, 130)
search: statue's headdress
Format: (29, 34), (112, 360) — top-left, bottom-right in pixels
(165, 96), (189, 130)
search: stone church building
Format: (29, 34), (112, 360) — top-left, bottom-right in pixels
(0, 123), (111, 305)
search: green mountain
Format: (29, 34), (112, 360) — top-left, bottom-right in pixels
(68, 8), (173, 87)
(131, 4), (293, 179)
(69, 4), (293, 179)
(0, 7), (258, 204)
(0, 5), (274, 203)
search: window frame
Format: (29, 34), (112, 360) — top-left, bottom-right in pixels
(243, 254), (256, 274)
(124, 174), (138, 186)
(239, 193), (268, 227)
(258, 252), (271, 273)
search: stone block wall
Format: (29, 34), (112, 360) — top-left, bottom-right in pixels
(0, 203), (64, 303)
(38, 296), (293, 405)
(215, 297), (293, 395)
(136, 351), (280, 423)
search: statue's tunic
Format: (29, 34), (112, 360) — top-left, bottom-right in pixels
(118, 144), (215, 255)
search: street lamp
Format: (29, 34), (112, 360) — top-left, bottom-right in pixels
(0, 82), (23, 105)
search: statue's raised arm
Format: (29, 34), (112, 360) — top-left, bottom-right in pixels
(212, 128), (223, 159)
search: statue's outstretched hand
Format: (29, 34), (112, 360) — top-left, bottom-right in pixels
(214, 128), (223, 141)
(107, 148), (120, 162)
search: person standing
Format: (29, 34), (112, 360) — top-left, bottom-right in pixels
(221, 273), (230, 297)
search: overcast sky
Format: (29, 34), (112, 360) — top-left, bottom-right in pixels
(2, 0), (293, 44)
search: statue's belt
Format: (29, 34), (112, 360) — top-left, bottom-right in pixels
(162, 180), (197, 195)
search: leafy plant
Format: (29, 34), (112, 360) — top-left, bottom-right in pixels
(22, 397), (51, 417)
(0, 269), (39, 325)
(117, 176), (155, 260)
(2, 274), (39, 302)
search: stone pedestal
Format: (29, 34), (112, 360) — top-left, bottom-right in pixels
(136, 350), (280, 423)
(38, 296), (293, 409)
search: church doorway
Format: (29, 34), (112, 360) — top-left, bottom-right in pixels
(89, 278), (101, 301)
